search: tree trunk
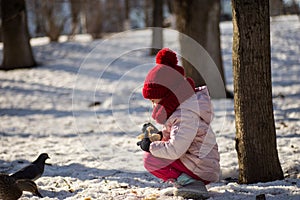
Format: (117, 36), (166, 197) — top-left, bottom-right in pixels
(85, 0), (103, 39)
(104, 0), (124, 33)
(124, 0), (131, 30)
(144, 0), (152, 27)
(150, 0), (163, 55)
(69, 0), (81, 39)
(40, 0), (67, 42)
(174, 0), (228, 98)
(1, 0), (36, 70)
(231, 0), (284, 184)
(29, 0), (46, 37)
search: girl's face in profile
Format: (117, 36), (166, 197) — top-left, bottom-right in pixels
(150, 99), (161, 108)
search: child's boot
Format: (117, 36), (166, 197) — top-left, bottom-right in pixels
(174, 173), (210, 200)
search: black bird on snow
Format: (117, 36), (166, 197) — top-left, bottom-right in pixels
(11, 153), (50, 181)
(0, 174), (43, 200)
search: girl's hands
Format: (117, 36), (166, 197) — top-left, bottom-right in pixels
(137, 138), (151, 152)
(137, 122), (162, 152)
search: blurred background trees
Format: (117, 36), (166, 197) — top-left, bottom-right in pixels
(0, 0), (299, 73)
(23, 0), (300, 39)
(1, 0), (299, 41)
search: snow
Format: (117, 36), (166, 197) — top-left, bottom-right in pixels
(0, 15), (299, 200)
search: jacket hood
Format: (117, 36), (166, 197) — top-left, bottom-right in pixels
(179, 86), (213, 124)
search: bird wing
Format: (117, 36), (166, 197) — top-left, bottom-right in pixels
(11, 164), (42, 181)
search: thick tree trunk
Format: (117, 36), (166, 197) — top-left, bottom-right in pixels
(232, 0), (284, 184)
(1, 0), (36, 70)
(150, 0), (163, 55)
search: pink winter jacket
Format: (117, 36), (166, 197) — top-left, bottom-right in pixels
(149, 86), (220, 182)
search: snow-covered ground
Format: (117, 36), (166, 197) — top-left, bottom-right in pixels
(0, 15), (299, 200)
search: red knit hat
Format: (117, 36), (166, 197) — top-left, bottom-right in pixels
(142, 48), (194, 99)
(142, 48), (195, 124)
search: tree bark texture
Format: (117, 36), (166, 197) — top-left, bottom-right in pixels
(231, 0), (284, 184)
(1, 0), (36, 69)
(174, 0), (225, 88)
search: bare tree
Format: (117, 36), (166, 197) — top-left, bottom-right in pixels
(124, 0), (131, 30)
(103, 0), (124, 33)
(174, 0), (231, 98)
(1, 0), (36, 70)
(69, 0), (82, 39)
(85, 0), (103, 39)
(232, 0), (284, 183)
(125, 0), (130, 21)
(144, 0), (152, 27)
(150, 0), (163, 55)
(36, 0), (67, 42)
(26, 0), (46, 37)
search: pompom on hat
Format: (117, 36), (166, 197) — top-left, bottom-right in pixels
(155, 48), (184, 76)
(142, 48), (196, 124)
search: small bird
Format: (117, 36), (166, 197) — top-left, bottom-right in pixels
(11, 153), (50, 181)
(0, 174), (43, 200)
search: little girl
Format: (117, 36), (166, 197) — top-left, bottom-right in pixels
(137, 48), (220, 199)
